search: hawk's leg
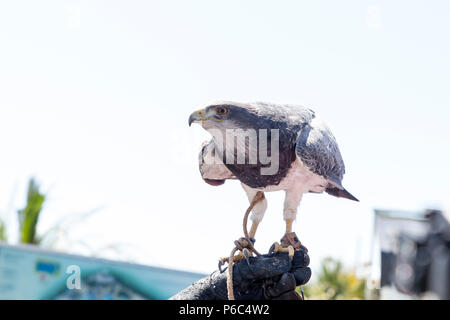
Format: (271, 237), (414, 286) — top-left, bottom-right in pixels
(218, 187), (266, 269)
(249, 220), (259, 239)
(242, 184), (267, 242)
(286, 219), (294, 233)
(270, 189), (304, 258)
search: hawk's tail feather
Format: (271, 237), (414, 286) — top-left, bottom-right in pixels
(325, 187), (359, 202)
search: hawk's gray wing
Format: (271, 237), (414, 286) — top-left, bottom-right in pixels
(198, 139), (236, 186)
(295, 118), (358, 201)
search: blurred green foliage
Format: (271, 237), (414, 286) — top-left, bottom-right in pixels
(17, 178), (46, 244)
(301, 257), (366, 300)
(0, 218), (7, 241)
(1, 177), (102, 250)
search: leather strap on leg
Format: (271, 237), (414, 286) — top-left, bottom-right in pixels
(280, 232), (302, 250)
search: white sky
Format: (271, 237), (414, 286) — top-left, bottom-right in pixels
(0, 1), (449, 275)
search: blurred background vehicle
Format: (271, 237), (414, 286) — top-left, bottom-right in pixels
(370, 209), (449, 300)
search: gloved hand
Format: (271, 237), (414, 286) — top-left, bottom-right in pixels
(170, 245), (311, 300)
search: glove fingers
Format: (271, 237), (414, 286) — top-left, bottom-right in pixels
(265, 273), (297, 298)
(273, 290), (302, 300)
(291, 249), (310, 269)
(293, 267), (312, 286)
(237, 254), (291, 280)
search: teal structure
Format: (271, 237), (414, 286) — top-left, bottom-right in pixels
(0, 243), (204, 300)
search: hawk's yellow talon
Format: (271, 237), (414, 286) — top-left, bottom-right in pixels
(287, 245), (294, 259)
(270, 242), (294, 260)
(219, 251), (249, 266)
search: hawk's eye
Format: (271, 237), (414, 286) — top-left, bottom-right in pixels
(216, 107), (228, 115)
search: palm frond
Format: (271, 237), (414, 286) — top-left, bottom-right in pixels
(17, 178), (46, 244)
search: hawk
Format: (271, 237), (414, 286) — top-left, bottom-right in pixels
(188, 101), (358, 249)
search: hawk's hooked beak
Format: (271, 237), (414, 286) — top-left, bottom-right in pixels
(188, 109), (206, 127)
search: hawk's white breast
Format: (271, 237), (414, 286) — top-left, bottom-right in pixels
(255, 158), (328, 194)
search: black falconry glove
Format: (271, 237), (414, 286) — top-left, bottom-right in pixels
(170, 245), (311, 300)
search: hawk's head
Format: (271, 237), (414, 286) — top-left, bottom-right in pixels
(188, 102), (257, 131)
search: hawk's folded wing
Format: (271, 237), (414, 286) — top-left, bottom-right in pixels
(199, 139), (236, 186)
(295, 119), (358, 201)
